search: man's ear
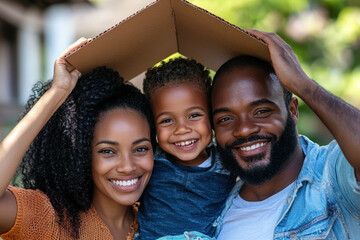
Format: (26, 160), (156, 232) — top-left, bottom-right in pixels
(289, 97), (299, 124)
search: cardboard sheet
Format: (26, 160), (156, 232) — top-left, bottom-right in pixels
(65, 0), (270, 82)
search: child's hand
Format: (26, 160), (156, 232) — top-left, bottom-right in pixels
(52, 37), (88, 94)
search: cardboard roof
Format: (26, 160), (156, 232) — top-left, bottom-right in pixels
(65, 0), (270, 82)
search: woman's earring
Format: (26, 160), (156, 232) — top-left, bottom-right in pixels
(155, 135), (158, 143)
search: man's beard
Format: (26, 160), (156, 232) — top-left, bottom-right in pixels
(216, 114), (298, 185)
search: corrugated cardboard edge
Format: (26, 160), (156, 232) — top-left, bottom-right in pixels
(176, 0), (266, 45)
(173, 0), (271, 72)
(64, 0), (160, 59)
(65, 0), (270, 82)
(65, 0), (177, 80)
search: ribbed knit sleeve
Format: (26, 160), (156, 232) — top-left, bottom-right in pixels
(1, 186), (60, 239)
(1, 186), (138, 239)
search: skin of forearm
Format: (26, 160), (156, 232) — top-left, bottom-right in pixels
(296, 79), (360, 176)
(0, 87), (69, 196)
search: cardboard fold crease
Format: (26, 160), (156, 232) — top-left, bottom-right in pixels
(65, 0), (270, 82)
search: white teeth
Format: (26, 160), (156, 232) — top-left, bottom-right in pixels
(240, 142), (266, 151)
(111, 178), (138, 187)
(175, 140), (196, 147)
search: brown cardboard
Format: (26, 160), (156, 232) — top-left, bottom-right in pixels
(65, 0), (270, 82)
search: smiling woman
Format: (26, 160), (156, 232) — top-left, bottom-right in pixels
(91, 108), (154, 209)
(0, 39), (156, 240)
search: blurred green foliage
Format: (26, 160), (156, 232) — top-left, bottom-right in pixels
(189, 0), (360, 145)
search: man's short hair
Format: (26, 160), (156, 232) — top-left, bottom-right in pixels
(212, 55), (292, 106)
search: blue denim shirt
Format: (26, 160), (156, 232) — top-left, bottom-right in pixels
(153, 135), (360, 239)
(137, 145), (236, 240)
(214, 135), (360, 239)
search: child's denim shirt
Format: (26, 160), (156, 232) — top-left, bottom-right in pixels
(137, 145), (236, 240)
(214, 135), (360, 239)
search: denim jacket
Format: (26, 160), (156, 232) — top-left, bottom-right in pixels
(137, 145), (236, 240)
(214, 135), (360, 239)
(138, 136), (360, 240)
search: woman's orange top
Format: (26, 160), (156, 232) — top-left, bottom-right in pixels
(1, 186), (138, 239)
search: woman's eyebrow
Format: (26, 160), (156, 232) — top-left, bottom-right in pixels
(133, 138), (151, 145)
(95, 140), (118, 146)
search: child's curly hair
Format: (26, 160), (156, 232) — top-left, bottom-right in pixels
(143, 57), (212, 101)
(15, 66), (156, 238)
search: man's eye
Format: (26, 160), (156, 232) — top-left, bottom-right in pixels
(255, 109), (271, 116)
(217, 116), (231, 123)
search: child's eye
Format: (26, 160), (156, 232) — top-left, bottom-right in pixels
(189, 113), (202, 119)
(159, 118), (173, 124)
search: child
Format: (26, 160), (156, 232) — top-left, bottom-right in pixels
(138, 57), (236, 239)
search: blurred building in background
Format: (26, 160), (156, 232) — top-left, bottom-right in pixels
(0, 0), (153, 140)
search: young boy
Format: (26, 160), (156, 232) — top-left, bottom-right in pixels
(138, 57), (236, 239)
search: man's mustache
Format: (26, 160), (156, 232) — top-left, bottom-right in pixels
(226, 134), (276, 149)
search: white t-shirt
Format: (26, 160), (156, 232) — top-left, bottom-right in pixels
(217, 182), (294, 240)
(197, 154), (212, 168)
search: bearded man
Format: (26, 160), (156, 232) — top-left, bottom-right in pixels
(211, 30), (360, 240)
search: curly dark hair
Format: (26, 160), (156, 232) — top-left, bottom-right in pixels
(212, 55), (293, 106)
(143, 57), (212, 101)
(15, 66), (156, 238)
